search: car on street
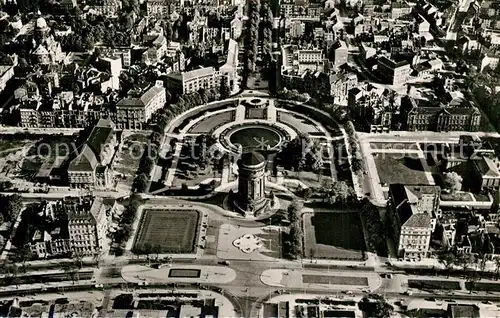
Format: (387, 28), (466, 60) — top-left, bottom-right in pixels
(219, 260), (230, 266)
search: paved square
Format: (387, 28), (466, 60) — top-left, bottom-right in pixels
(217, 224), (281, 261)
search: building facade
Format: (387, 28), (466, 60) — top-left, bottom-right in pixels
(377, 56), (411, 86)
(116, 82), (166, 130)
(388, 184), (440, 260)
(166, 67), (222, 95)
(402, 97), (481, 132)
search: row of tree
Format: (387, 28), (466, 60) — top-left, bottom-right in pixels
(154, 82), (231, 134)
(283, 199), (303, 259)
(112, 196), (140, 255)
(344, 121), (364, 173)
(243, 0), (261, 81)
(360, 199), (387, 256)
(132, 131), (162, 193)
(261, 3), (274, 65)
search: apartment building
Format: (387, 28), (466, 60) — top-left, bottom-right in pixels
(116, 82), (166, 130)
(388, 184), (440, 260)
(29, 197), (108, 258)
(166, 67), (222, 95)
(377, 56), (411, 86)
(67, 119), (116, 189)
(68, 197), (107, 255)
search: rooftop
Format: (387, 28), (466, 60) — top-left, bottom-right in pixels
(240, 151), (265, 167)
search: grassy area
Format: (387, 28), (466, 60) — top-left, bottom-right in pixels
(374, 153), (430, 185)
(303, 212), (366, 260)
(465, 281), (500, 292)
(473, 193), (490, 201)
(408, 279), (461, 290)
(168, 269), (201, 278)
(133, 209), (200, 254)
(246, 108), (267, 119)
(189, 110), (235, 134)
(302, 275), (368, 286)
(440, 192), (473, 201)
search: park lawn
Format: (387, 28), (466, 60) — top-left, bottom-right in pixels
(374, 153), (430, 185)
(440, 192), (473, 202)
(303, 212), (366, 260)
(473, 193), (490, 201)
(189, 110), (235, 134)
(133, 209), (200, 254)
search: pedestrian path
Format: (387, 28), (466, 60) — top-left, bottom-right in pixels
(164, 142), (183, 186)
(235, 105), (246, 122)
(267, 100), (277, 122)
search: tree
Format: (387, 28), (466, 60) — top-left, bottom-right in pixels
(287, 199), (303, 223)
(360, 200), (386, 255)
(359, 294), (393, 318)
(494, 256), (500, 280)
(62, 263), (79, 284)
(457, 254), (474, 278)
(443, 172), (463, 194)
(466, 271), (480, 294)
(220, 80), (231, 99)
(323, 181), (354, 205)
(133, 173), (149, 193)
(1, 194), (23, 222)
(437, 249), (456, 277)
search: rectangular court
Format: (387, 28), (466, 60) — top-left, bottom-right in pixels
(133, 209), (201, 254)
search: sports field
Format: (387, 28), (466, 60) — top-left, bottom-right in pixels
(133, 209), (200, 253)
